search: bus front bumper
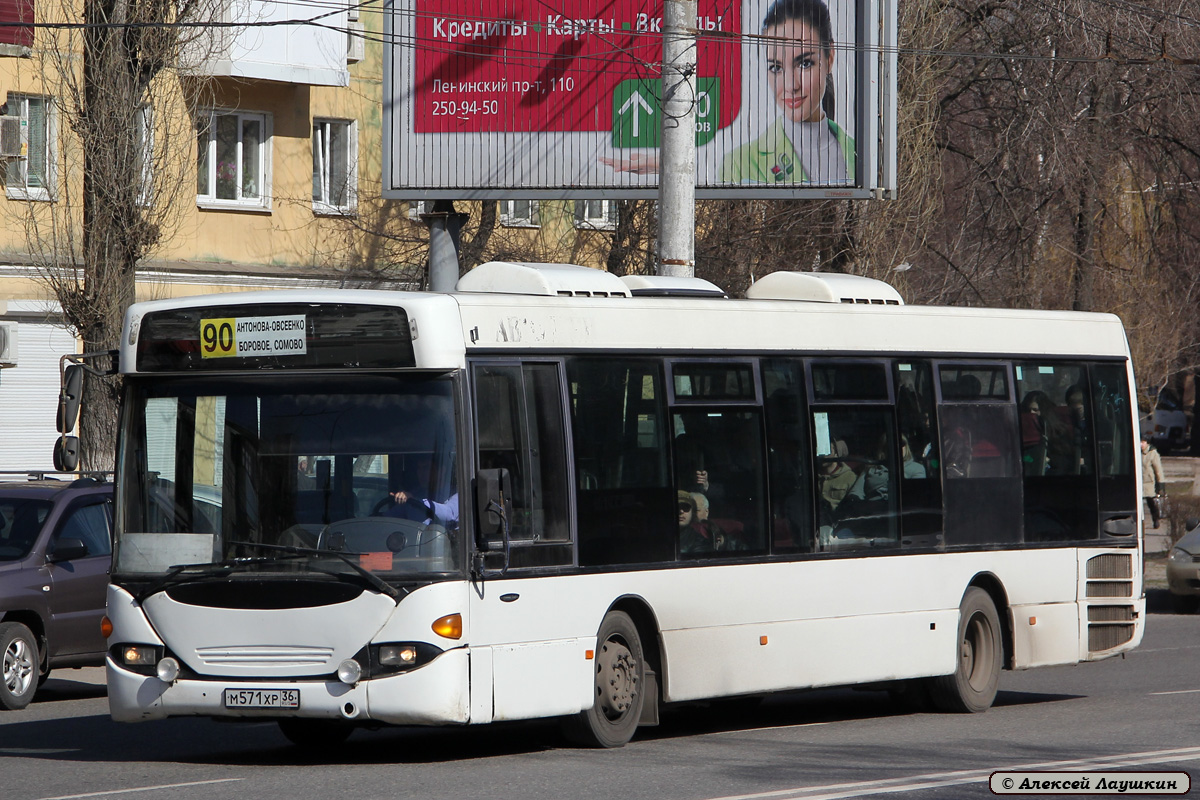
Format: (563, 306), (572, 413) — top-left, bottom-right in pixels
(106, 648), (471, 725)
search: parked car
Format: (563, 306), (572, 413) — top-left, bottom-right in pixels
(1167, 517), (1200, 614)
(0, 474), (113, 709)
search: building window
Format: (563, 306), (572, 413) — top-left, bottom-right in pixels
(4, 94), (55, 201)
(575, 199), (617, 230)
(196, 110), (270, 209)
(312, 119), (356, 215)
(0, 0), (34, 49)
(499, 199), (539, 227)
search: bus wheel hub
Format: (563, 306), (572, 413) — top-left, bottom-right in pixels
(599, 644), (638, 717)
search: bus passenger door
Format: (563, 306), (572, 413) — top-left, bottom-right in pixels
(469, 361), (592, 722)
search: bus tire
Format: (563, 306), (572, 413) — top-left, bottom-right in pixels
(562, 610), (645, 748)
(278, 719), (354, 748)
(930, 587), (1001, 713)
(1, 622), (39, 711)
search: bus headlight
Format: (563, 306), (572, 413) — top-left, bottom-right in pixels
(378, 645), (419, 666)
(363, 642), (444, 677)
(111, 644), (165, 676)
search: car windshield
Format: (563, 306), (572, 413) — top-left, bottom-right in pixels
(116, 373), (460, 582)
(0, 498), (52, 560)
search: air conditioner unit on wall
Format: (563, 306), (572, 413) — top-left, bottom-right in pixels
(0, 321), (17, 368)
(0, 116), (23, 160)
(347, 22), (365, 64)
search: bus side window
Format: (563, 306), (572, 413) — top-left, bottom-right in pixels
(763, 359), (813, 554)
(567, 358), (674, 566)
(1015, 363), (1099, 542)
(894, 361), (942, 547)
(809, 360), (899, 552)
(672, 408), (767, 557)
(1091, 362), (1136, 537)
(473, 363), (570, 562)
(937, 363), (1022, 546)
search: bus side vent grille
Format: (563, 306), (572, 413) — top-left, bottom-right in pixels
(1087, 605), (1134, 622)
(1086, 553), (1132, 579)
(1085, 581), (1133, 597)
(1088, 623), (1135, 652)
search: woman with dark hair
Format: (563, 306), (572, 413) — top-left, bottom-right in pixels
(718, 0), (855, 184)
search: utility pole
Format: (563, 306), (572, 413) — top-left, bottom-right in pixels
(657, 0), (697, 277)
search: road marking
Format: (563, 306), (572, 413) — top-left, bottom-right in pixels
(1150, 689), (1200, 695)
(706, 722), (831, 736)
(701, 746), (1200, 800)
(39, 778), (243, 800)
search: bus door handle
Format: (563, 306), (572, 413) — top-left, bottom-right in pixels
(500, 593), (520, 603)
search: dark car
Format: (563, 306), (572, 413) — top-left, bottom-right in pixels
(0, 474), (113, 710)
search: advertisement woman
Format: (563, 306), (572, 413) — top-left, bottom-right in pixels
(718, 0), (856, 184)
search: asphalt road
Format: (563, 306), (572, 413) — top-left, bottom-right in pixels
(3, 589), (1198, 800)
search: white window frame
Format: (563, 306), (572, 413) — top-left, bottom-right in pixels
(499, 199), (540, 228)
(196, 109), (271, 211)
(4, 94), (56, 202)
(312, 118), (357, 216)
(574, 199), (617, 231)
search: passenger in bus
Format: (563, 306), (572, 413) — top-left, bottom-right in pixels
(679, 491), (744, 554)
(674, 433), (721, 503)
(900, 434), (926, 478)
(818, 439), (855, 509)
(1019, 391), (1051, 476)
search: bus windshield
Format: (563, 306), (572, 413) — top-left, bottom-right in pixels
(115, 373), (460, 582)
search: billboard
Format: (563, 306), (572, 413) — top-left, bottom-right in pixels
(384, 0), (895, 199)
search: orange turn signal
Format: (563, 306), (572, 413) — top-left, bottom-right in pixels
(100, 616), (113, 639)
(432, 613), (463, 640)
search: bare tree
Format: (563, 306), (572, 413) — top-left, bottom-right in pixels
(7, 0), (219, 469)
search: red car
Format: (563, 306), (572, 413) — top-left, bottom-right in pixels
(0, 475), (113, 710)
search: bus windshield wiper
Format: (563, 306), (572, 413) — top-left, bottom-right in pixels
(229, 540), (403, 599)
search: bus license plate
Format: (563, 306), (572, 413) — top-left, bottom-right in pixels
(223, 688), (300, 709)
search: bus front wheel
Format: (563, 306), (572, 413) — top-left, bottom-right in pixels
(930, 587), (1002, 713)
(562, 610), (645, 747)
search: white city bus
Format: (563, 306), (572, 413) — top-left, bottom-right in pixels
(104, 263), (1144, 748)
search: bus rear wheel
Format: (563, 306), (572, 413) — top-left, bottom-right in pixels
(562, 610), (645, 748)
(930, 587), (1002, 713)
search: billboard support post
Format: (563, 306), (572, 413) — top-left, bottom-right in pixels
(422, 204), (468, 292)
(657, 0), (698, 277)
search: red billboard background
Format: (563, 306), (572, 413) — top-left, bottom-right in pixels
(412, 0), (742, 134)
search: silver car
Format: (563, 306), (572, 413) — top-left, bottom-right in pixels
(1167, 517), (1200, 613)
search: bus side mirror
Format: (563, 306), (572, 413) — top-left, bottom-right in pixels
(57, 363), (84, 433)
(474, 468), (511, 543)
(53, 436), (80, 472)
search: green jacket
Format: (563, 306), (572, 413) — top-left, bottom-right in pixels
(718, 117), (856, 184)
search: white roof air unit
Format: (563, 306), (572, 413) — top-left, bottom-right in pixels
(745, 271), (904, 305)
(620, 275), (727, 297)
(456, 261), (632, 298)
(0, 321), (17, 367)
